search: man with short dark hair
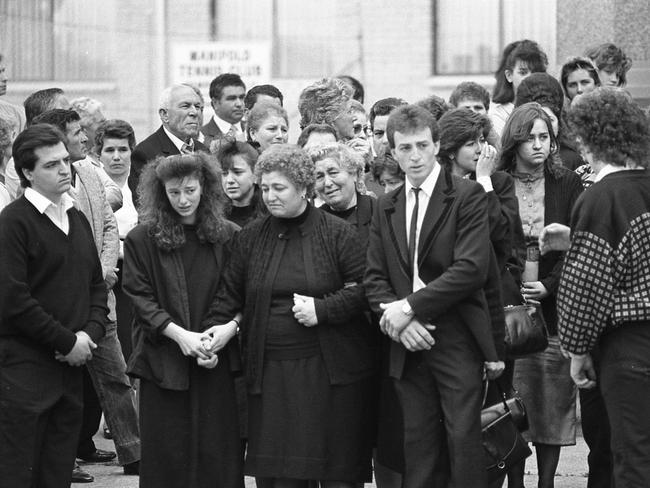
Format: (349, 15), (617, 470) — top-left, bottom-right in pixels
(244, 83), (283, 110)
(201, 73), (246, 149)
(369, 97), (407, 157)
(365, 105), (499, 488)
(128, 83), (207, 197)
(0, 123), (108, 487)
(5, 87), (70, 199)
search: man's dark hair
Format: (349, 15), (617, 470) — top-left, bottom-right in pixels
(369, 97), (408, 128)
(386, 105), (440, 149)
(209, 73), (246, 101)
(415, 95), (452, 121)
(337, 75), (365, 104)
(33, 109), (80, 134)
(13, 123), (67, 188)
(449, 81), (491, 110)
(24, 88), (65, 126)
(244, 84), (284, 110)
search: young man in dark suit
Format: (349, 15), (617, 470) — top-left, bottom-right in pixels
(364, 105), (502, 488)
(201, 73), (246, 150)
(0, 123), (108, 487)
(128, 83), (207, 197)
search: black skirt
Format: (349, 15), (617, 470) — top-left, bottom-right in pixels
(245, 353), (373, 482)
(139, 358), (244, 488)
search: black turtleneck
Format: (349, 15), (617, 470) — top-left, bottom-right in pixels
(265, 203), (320, 359)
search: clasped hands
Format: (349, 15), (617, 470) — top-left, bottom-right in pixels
(54, 331), (97, 366)
(379, 299), (437, 352)
(165, 321), (238, 369)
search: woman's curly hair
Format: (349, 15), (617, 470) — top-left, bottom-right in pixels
(498, 102), (560, 174)
(137, 152), (229, 251)
(255, 144), (315, 194)
(298, 78), (351, 130)
(437, 108), (492, 171)
(568, 87), (650, 168)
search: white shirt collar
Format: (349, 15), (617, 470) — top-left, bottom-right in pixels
(405, 161), (441, 198)
(163, 126), (191, 152)
(24, 187), (75, 214)
(212, 114), (242, 136)
(594, 163), (627, 183)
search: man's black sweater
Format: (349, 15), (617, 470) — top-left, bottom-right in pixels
(0, 196), (107, 354)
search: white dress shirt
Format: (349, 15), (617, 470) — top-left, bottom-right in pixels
(163, 126), (192, 152)
(405, 162), (441, 292)
(212, 114), (245, 141)
(24, 187), (76, 235)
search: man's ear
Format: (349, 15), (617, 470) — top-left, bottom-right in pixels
(432, 140), (441, 156)
(159, 108), (168, 123)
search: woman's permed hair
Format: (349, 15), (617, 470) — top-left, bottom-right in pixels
(298, 78), (351, 130)
(568, 87), (650, 168)
(255, 144), (315, 194)
(437, 109), (492, 171)
(137, 153), (229, 251)
(498, 102), (559, 173)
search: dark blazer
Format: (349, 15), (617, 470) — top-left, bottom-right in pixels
(200, 118), (224, 151)
(128, 126), (207, 198)
(365, 169), (498, 379)
(122, 222), (239, 390)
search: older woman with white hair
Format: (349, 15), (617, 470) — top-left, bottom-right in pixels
(246, 101), (289, 153)
(309, 142), (374, 243)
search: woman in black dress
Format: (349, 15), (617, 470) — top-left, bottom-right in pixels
(123, 153), (243, 488)
(204, 144), (375, 488)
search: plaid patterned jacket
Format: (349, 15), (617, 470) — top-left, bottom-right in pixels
(558, 169), (650, 354)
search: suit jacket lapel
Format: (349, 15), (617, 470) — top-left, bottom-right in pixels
(418, 169), (456, 265)
(384, 186), (410, 277)
(156, 127), (180, 156)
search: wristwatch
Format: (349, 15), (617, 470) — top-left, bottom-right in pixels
(401, 300), (414, 317)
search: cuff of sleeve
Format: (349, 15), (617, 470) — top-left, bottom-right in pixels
(83, 322), (105, 344)
(477, 176), (494, 192)
(54, 330), (79, 356)
(314, 298), (329, 325)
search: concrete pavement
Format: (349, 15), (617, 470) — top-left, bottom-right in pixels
(80, 430), (590, 488)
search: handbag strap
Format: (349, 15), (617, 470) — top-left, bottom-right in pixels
(482, 378), (510, 412)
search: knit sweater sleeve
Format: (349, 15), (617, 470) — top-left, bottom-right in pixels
(0, 206), (77, 353)
(313, 219), (368, 326)
(557, 229), (615, 354)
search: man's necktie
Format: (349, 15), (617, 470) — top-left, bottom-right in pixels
(226, 125), (237, 141)
(181, 142), (194, 154)
(408, 187), (421, 271)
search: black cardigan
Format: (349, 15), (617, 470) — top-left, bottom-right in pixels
(203, 205), (374, 394)
(510, 165), (583, 334)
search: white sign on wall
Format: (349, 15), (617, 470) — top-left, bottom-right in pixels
(170, 42), (271, 100)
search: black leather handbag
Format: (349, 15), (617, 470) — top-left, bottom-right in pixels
(504, 304), (549, 359)
(481, 381), (532, 482)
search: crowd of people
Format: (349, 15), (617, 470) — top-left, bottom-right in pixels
(0, 39), (648, 488)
